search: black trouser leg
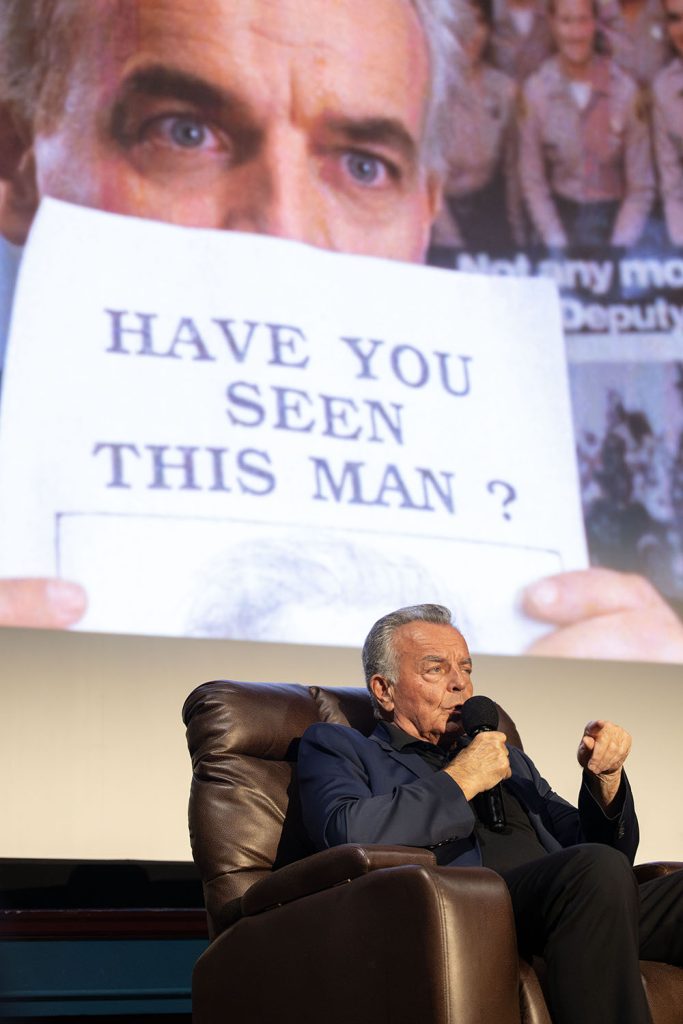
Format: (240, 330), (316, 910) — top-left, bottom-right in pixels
(502, 844), (651, 1024)
(638, 869), (683, 966)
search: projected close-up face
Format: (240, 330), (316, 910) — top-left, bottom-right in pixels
(3, 0), (439, 261)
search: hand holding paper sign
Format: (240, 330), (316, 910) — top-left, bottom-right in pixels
(2, 567), (683, 664)
(0, 200), (586, 653)
(2, 566), (682, 666)
(1, 201), (683, 662)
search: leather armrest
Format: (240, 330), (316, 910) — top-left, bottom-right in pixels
(241, 843), (436, 916)
(634, 861), (683, 884)
(195, 863), (522, 1024)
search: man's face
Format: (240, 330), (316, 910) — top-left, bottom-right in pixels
(551, 0), (596, 69)
(665, 0), (683, 55)
(13, 0), (438, 260)
(371, 621), (474, 746)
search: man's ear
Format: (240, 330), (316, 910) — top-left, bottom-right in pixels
(427, 172), (443, 223)
(0, 105), (39, 245)
(370, 674), (395, 714)
(417, 171), (443, 259)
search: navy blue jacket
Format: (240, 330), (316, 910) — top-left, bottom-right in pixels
(298, 722), (639, 868)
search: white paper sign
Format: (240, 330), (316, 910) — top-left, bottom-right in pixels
(0, 199), (587, 652)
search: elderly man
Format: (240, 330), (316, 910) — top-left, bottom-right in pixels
(298, 603), (683, 1024)
(0, 0), (682, 664)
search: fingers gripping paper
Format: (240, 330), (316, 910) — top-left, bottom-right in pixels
(0, 199), (587, 652)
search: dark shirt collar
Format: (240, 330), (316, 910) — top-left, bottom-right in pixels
(378, 721), (456, 769)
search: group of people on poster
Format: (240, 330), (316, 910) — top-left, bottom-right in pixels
(432, 0), (683, 251)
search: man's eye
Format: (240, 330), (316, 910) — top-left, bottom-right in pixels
(144, 115), (219, 150)
(171, 117), (208, 147)
(343, 151), (389, 186)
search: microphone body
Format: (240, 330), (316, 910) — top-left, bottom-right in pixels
(461, 695), (507, 833)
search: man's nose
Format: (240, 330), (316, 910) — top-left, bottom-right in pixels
(221, 130), (332, 248)
(448, 672), (469, 691)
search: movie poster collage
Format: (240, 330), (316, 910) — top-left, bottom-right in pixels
(427, 0), (683, 618)
(0, 0), (682, 656)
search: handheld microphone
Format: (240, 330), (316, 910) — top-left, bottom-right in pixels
(461, 695), (507, 833)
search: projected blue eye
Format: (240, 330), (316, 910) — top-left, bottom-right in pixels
(344, 152), (387, 186)
(141, 115), (220, 152)
(168, 117), (209, 148)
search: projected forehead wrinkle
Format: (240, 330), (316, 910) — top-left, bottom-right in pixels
(244, 18), (336, 49)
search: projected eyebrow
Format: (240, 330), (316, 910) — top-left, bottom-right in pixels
(324, 116), (419, 168)
(110, 64), (259, 145)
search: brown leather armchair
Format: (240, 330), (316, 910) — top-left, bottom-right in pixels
(183, 680), (683, 1024)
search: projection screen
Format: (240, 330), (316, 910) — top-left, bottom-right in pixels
(0, 0), (682, 666)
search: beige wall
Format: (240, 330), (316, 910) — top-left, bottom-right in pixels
(2, 626), (681, 863)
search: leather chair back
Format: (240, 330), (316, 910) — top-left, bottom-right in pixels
(182, 680), (523, 938)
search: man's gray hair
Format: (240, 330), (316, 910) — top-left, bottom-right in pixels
(362, 603), (454, 704)
(411, 0), (468, 174)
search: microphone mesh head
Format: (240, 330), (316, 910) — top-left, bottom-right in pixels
(461, 695), (499, 736)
